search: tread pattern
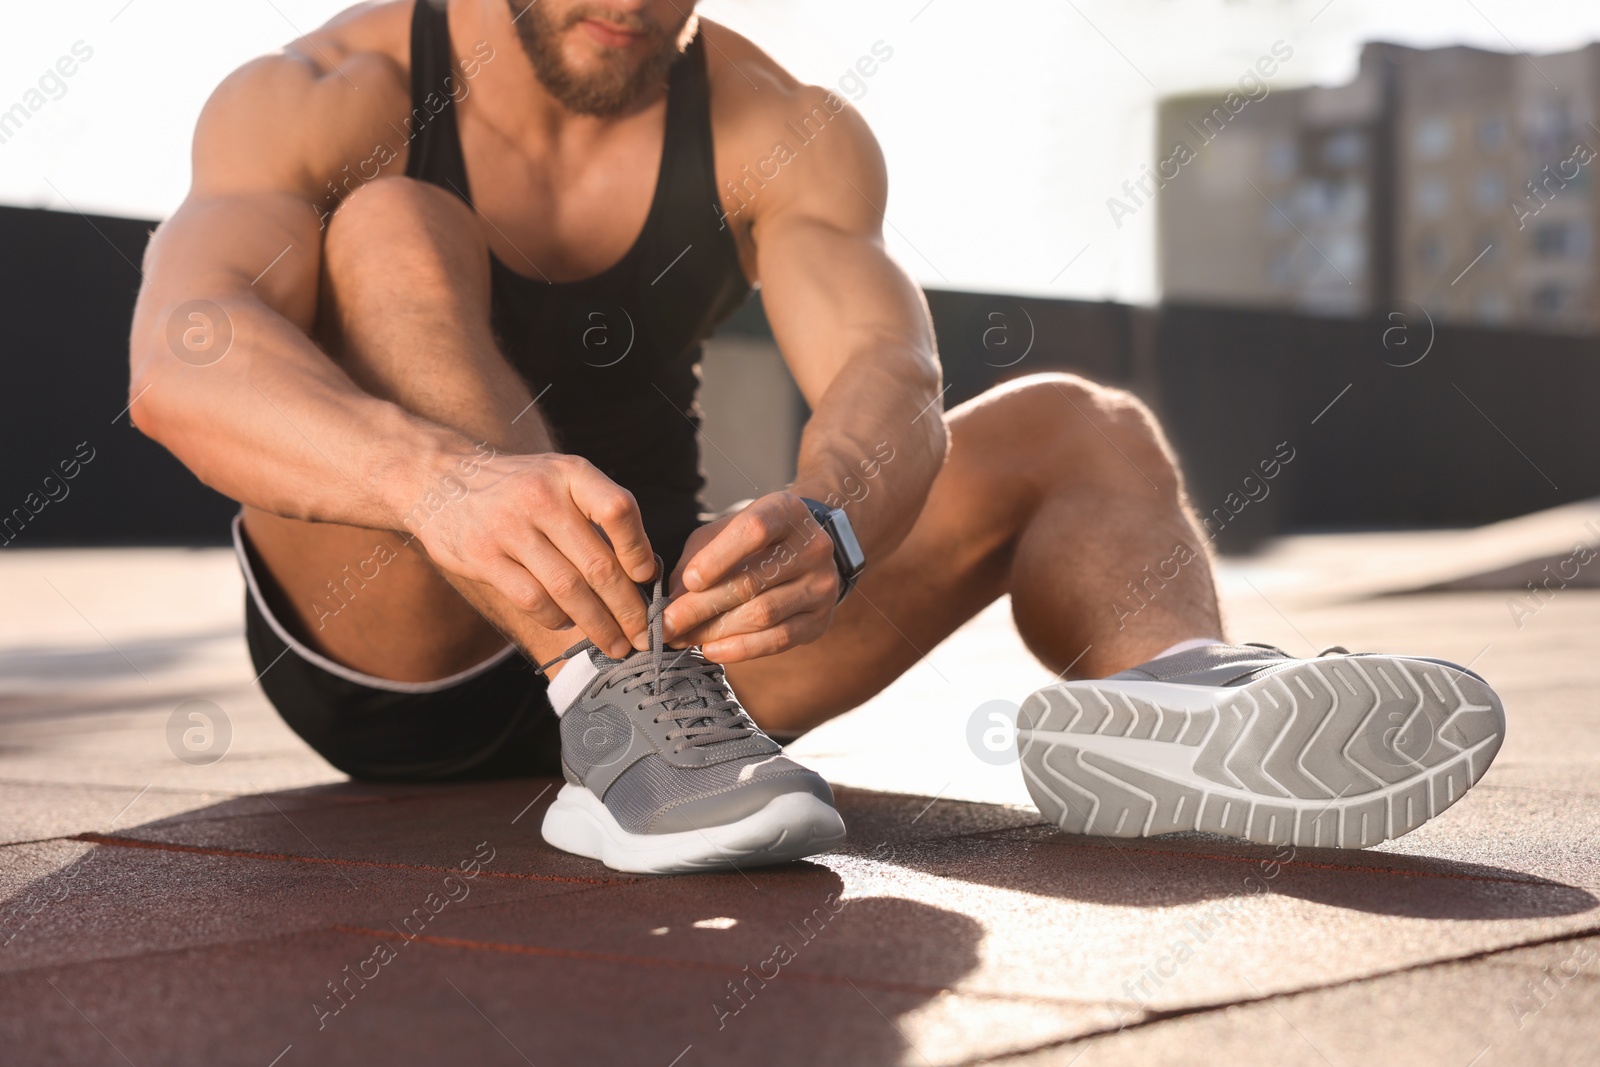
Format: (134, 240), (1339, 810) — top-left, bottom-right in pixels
(1018, 658), (1504, 849)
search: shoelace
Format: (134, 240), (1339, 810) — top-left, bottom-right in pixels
(1244, 641), (1353, 657)
(534, 564), (758, 754)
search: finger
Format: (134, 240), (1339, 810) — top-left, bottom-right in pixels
(664, 522), (834, 642)
(505, 537), (631, 657)
(662, 567), (764, 642)
(668, 518), (730, 597)
(666, 537), (702, 599)
(667, 560), (689, 599)
(674, 577), (817, 649)
(681, 496), (804, 591)
(475, 555), (574, 632)
(567, 467), (654, 583)
(544, 518), (652, 649)
(702, 608), (830, 664)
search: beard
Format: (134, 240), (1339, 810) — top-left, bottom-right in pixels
(508, 2), (692, 117)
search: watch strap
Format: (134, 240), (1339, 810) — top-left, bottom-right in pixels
(798, 497), (862, 602)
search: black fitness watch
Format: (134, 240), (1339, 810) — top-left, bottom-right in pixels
(799, 497), (866, 602)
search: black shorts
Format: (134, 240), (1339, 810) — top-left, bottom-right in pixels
(236, 516), (561, 781)
(234, 510), (711, 781)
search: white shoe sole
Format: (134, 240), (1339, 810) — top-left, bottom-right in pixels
(541, 783), (848, 874)
(1018, 656), (1505, 849)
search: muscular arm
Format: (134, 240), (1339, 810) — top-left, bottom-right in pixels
(753, 100), (945, 560)
(129, 46), (472, 529)
(130, 32), (656, 657)
(665, 85), (946, 660)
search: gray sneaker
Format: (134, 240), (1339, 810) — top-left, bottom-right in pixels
(539, 569), (846, 874)
(1017, 643), (1506, 848)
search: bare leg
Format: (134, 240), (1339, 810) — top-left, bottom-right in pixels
(726, 373), (1224, 732)
(241, 177), (583, 682)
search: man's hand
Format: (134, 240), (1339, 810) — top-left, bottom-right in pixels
(663, 492), (841, 663)
(412, 451), (657, 659)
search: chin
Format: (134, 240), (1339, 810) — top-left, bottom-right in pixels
(564, 37), (636, 77)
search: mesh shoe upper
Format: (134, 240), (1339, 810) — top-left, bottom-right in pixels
(546, 564), (834, 834)
(1110, 642), (1484, 687)
(1108, 643), (1296, 686)
(603, 751), (831, 834)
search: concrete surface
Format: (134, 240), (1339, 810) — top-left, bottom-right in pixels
(1, 522), (1597, 1066)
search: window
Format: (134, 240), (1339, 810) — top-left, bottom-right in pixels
(1326, 233), (1366, 279)
(1414, 116), (1452, 159)
(1474, 171), (1505, 210)
(1532, 221), (1592, 259)
(1477, 115), (1508, 153)
(1471, 232), (1499, 268)
(1415, 176), (1451, 218)
(1529, 99), (1574, 145)
(1321, 130), (1367, 169)
(1266, 137), (1299, 181)
(1296, 179), (1337, 221)
(1417, 233), (1447, 272)
(1476, 291), (1510, 323)
(1531, 283), (1569, 313)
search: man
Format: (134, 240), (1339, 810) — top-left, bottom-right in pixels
(129, 0), (1506, 873)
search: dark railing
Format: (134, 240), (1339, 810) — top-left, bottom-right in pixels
(3, 205), (1592, 550)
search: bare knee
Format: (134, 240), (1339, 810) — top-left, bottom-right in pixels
(316, 177), (496, 388)
(322, 177), (488, 297)
(959, 372), (1181, 497)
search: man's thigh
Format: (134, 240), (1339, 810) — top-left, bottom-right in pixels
(727, 389), (1039, 732)
(239, 506), (509, 684)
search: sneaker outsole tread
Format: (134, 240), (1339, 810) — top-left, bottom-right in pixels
(1018, 656), (1504, 849)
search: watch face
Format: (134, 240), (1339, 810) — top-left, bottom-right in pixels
(829, 509), (866, 575)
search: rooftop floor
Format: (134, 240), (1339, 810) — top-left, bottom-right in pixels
(1, 517), (1597, 1066)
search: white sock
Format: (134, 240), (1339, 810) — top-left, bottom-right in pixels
(545, 650), (600, 716)
(1153, 637), (1225, 661)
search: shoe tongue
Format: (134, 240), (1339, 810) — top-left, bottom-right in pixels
(618, 563), (736, 731)
(652, 649), (748, 741)
(654, 647), (716, 715)
(589, 646), (627, 670)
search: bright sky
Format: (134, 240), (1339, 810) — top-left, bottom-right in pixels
(4, 0), (1600, 302)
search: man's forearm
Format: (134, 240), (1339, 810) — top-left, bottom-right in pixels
(788, 341), (947, 566)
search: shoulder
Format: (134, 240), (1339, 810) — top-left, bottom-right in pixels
(699, 21), (888, 227)
(699, 20), (880, 158)
(192, 1), (413, 197)
(280, 0), (415, 74)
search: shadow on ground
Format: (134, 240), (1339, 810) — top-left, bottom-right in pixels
(832, 788), (1598, 921)
(3, 774), (1594, 1065)
(1, 779), (995, 1066)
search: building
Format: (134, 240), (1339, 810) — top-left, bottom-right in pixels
(1157, 41), (1599, 333)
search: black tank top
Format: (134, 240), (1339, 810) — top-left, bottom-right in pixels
(404, 0), (751, 566)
